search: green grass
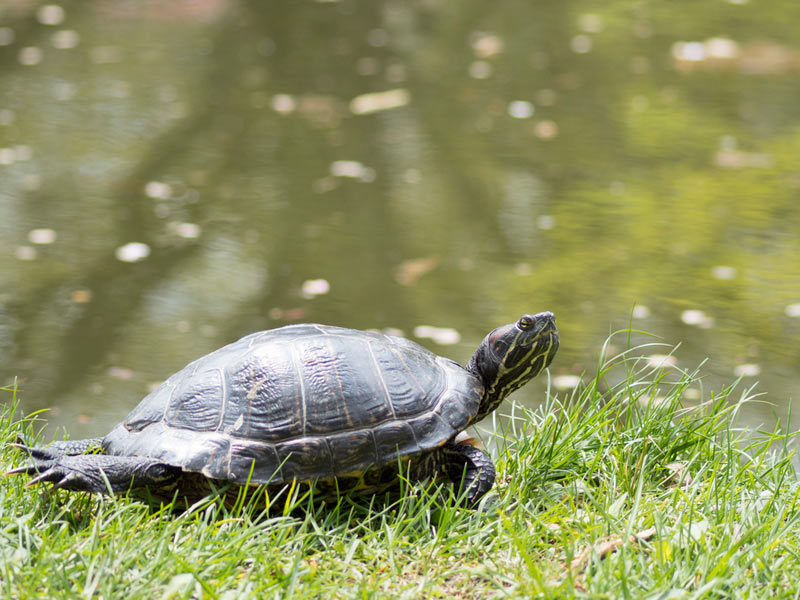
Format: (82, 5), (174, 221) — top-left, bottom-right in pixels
(2, 334), (799, 599)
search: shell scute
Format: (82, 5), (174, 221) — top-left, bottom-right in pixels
(124, 382), (173, 432)
(218, 341), (304, 441)
(328, 429), (378, 475)
(227, 440), (280, 483)
(373, 420), (419, 463)
(275, 437), (334, 481)
(298, 336), (394, 434)
(407, 413), (455, 451)
(185, 435), (230, 476)
(368, 341), (445, 418)
(165, 368), (223, 432)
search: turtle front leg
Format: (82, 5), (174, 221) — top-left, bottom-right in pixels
(5, 454), (179, 494)
(440, 442), (496, 506)
(11, 437), (104, 460)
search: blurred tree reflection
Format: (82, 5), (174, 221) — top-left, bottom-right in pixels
(0, 0), (798, 434)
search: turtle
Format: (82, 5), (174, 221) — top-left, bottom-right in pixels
(6, 312), (558, 507)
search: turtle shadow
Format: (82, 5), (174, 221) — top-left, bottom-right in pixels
(131, 474), (489, 527)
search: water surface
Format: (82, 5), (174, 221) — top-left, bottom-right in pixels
(1, 1), (798, 438)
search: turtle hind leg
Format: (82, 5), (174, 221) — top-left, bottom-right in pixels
(5, 454), (179, 494)
(11, 437), (104, 460)
(440, 442), (496, 507)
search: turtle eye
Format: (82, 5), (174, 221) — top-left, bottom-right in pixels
(518, 316), (534, 331)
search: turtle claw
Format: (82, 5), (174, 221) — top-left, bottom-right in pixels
(28, 468), (80, 490)
(5, 452), (177, 494)
(25, 467), (62, 488)
(4, 443), (58, 482)
(8, 442), (60, 461)
(4, 461), (49, 478)
(16, 460), (105, 492)
(4, 448), (93, 490)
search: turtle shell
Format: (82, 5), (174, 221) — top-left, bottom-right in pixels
(102, 324), (484, 485)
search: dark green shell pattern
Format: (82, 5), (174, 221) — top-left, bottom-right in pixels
(102, 325), (484, 485)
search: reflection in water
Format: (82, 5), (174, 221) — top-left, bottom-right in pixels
(0, 1), (799, 438)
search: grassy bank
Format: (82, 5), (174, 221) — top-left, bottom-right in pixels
(2, 337), (799, 599)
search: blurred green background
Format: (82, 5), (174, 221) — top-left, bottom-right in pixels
(1, 0), (798, 438)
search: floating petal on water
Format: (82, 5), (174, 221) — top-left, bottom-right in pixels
(682, 388), (701, 401)
(15, 246), (37, 261)
(508, 100), (534, 119)
(681, 309), (714, 328)
(144, 181), (172, 199)
(329, 160), (375, 181)
(672, 41), (706, 62)
(0, 28), (15, 46)
(413, 326), (461, 345)
(711, 265), (737, 280)
(534, 120), (558, 139)
(714, 150), (773, 169)
(301, 279), (330, 299)
(18, 47), (43, 66)
(536, 215), (556, 230)
(470, 33), (504, 58)
(395, 255), (439, 286)
(571, 34), (593, 54)
(51, 30), (80, 50)
(553, 375), (581, 390)
(28, 228), (57, 244)
(514, 263), (533, 276)
(169, 222), (202, 239)
(646, 354), (677, 369)
(734, 363), (760, 377)
(271, 94), (297, 114)
(115, 242), (150, 263)
(705, 37), (740, 59)
(0, 148), (14, 164)
(382, 327), (405, 338)
(107, 366), (134, 380)
(349, 88), (410, 115)
(578, 14), (605, 33)
(469, 61), (492, 79)
(71, 289), (92, 303)
(37, 5), (66, 26)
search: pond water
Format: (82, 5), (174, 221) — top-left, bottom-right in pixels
(1, 1), (799, 440)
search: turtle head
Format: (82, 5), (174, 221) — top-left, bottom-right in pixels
(466, 312), (559, 422)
